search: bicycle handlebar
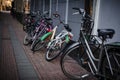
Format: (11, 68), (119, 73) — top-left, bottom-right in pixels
(72, 7), (82, 14)
(72, 7), (93, 21)
(72, 7), (85, 17)
(53, 13), (72, 32)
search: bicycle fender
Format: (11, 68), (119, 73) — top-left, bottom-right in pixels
(63, 42), (80, 54)
(65, 35), (70, 43)
(40, 32), (52, 41)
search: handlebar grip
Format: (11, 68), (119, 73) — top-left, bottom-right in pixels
(72, 7), (79, 10)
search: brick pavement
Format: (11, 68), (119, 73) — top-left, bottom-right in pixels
(0, 14), (19, 80)
(0, 12), (39, 80)
(0, 14), (97, 80)
(0, 12), (69, 80)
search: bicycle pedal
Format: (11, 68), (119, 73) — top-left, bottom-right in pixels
(82, 61), (88, 64)
(81, 74), (89, 78)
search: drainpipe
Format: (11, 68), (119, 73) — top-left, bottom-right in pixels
(56, 0), (58, 12)
(93, 0), (101, 35)
(42, 0), (45, 13)
(65, 0), (69, 24)
(49, 0), (52, 17)
(33, 0), (35, 11)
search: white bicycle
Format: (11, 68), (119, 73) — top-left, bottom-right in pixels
(44, 14), (73, 61)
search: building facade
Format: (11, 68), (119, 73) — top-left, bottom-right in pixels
(0, 0), (12, 11)
(13, 0), (30, 13)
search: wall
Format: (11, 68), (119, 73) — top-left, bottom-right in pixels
(98, 0), (120, 42)
(14, 0), (24, 12)
(30, 0), (120, 42)
(48, 0), (84, 40)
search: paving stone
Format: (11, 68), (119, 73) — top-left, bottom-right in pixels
(9, 26), (39, 80)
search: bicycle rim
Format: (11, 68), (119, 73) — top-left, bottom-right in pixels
(60, 45), (90, 80)
(23, 34), (31, 45)
(45, 41), (61, 61)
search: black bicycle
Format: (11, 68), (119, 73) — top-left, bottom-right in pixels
(60, 8), (120, 80)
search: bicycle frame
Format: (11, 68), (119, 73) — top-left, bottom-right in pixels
(40, 25), (57, 41)
(47, 29), (72, 48)
(79, 29), (114, 76)
(32, 19), (46, 39)
(40, 24), (73, 48)
(32, 19), (53, 41)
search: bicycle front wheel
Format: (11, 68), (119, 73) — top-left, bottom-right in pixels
(31, 27), (48, 50)
(101, 48), (120, 80)
(60, 44), (91, 80)
(23, 34), (32, 45)
(45, 40), (64, 61)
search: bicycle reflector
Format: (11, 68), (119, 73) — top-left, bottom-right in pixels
(46, 28), (51, 32)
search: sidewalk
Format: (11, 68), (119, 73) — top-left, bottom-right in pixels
(0, 12), (97, 80)
(0, 12), (69, 80)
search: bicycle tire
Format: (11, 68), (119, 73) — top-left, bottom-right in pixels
(31, 30), (46, 50)
(45, 40), (65, 61)
(31, 38), (39, 50)
(60, 44), (92, 80)
(31, 32), (52, 52)
(101, 48), (120, 80)
(31, 39), (46, 52)
(23, 34), (32, 45)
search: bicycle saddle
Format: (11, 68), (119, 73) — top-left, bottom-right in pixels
(97, 29), (115, 40)
(64, 24), (72, 32)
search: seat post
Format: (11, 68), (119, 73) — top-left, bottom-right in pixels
(97, 36), (105, 73)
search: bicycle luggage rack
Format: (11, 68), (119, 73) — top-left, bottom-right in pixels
(107, 42), (120, 47)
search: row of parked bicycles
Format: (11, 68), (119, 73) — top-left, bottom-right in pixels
(23, 8), (120, 80)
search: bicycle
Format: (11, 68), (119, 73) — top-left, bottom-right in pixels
(23, 11), (41, 32)
(23, 11), (53, 47)
(60, 7), (120, 80)
(23, 11), (43, 45)
(45, 14), (73, 61)
(30, 17), (53, 51)
(32, 13), (73, 61)
(30, 13), (60, 52)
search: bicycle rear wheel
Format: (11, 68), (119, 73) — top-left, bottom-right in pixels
(60, 44), (92, 79)
(101, 48), (120, 80)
